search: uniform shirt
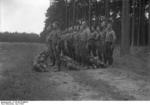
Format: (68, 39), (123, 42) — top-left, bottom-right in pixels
(99, 29), (107, 44)
(105, 30), (116, 43)
(92, 31), (98, 39)
(48, 29), (61, 45)
(79, 27), (91, 41)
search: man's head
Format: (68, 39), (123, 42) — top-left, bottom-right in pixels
(107, 23), (112, 31)
(81, 22), (88, 30)
(52, 22), (59, 29)
(46, 24), (52, 31)
(101, 21), (106, 29)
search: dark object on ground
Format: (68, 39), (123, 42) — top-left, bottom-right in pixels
(60, 55), (80, 70)
(33, 51), (49, 72)
(89, 57), (106, 68)
(33, 63), (48, 72)
(60, 55), (105, 70)
(32, 48), (106, 72)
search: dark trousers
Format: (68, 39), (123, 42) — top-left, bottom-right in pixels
(88, 40), (97, 57)
(104, 42), (114, 65)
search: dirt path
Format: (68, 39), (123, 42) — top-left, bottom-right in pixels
(0, 42), (150, 100)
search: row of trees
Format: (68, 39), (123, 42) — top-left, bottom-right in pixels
(121, 0), (150, 55)
(41, 0), (150, 55)
(0, 32), (41, 43)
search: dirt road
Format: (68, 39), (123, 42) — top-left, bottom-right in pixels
(0, 42), (150, 100)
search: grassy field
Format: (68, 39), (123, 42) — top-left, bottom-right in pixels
(0, 42), (150, 100)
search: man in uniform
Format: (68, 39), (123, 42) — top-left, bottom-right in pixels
(77, 22), (91, 65)
(87, 26), (98, 57)
(46, 23), (55, 66)
(95, 25), (103, 61)
(104, 23), (116, 65)
(95, 21), (107, 63)
(47, 22), (62, 71)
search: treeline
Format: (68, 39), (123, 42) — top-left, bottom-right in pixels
(41, 0), (150, 47)
(0, 32), (42, 43)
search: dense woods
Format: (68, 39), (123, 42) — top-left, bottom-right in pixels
(41, 0), (150, 55)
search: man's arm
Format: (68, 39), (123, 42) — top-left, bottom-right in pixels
(112, 31), (116, 43)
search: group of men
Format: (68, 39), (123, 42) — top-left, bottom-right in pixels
(45, 21), (116, 71)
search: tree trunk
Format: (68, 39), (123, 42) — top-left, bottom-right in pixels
(137, 0), (142, 46)
(89, 0), (91, 29)
(105, 0), (109, 21)
(65, 1), (68, 29)
(73, 0), (75, 29)
(131, 0), (136, 46)
(140, 0), (145, 46)
(68, 6), (70, 27)
(148, 0), (150, 46)
(121, 0), (130, 55)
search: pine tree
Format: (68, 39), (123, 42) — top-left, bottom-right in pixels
(121, 0), (130, 55)
(149, 0), (150, 46)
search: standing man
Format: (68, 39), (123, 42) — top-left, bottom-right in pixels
(77, 22), (91, 65)
(47, 22), (62, 71)
(96, 25), (104, 62)
(46, 24), (54, 66)
(87, 26), (97, 57)
(104, 23), (116, 65)
(96, 21), (107, 63)
(46, 23), (55, 66)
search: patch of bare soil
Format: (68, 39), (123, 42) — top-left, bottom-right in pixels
(46, 71), (105, 100)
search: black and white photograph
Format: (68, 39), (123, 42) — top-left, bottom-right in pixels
(0, 0), (150, 101)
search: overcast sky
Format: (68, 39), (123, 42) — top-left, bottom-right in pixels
(0, 0), (50, 34)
